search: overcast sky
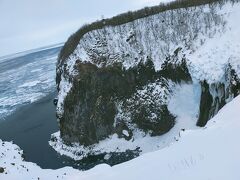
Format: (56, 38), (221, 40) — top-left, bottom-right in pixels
(0, 0), (171, 56)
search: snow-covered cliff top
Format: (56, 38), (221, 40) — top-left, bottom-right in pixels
(60, 1), (240, 83)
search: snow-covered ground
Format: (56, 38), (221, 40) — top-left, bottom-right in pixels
(0, 139), (79, 179)
(1, 95), (240, 180)
(0, 45), (61, 120)
(75, 95), (240, 180)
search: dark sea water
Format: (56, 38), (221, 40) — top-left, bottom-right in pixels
(0, 46), (138, 170)
(0, 92), (138, 170)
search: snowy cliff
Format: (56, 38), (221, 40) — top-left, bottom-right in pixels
(54, 0), (240, 159)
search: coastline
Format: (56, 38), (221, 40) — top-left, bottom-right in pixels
(0, 91), (72, 169)
(0, 91), (142, 170)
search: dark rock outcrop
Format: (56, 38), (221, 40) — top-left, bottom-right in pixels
(0, 167), (4, 173)
(58, 48), (240, 146)
(197, 81), (214, 127)
(59, 53), (192, 146)
(197, 65), (240, 126)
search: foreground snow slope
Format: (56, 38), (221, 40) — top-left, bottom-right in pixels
(1, 95), (240, 180)
(69, 95), (240, 180)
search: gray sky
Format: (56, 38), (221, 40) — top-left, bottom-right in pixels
(0, 0), (170, 56)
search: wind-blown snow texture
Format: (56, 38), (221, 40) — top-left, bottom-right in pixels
(1, 94), (240, 180)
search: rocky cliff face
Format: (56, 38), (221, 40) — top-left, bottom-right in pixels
(197, 65), (240, 126)
(56, 0), (240, 147)
(59, 56), (192, 145)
